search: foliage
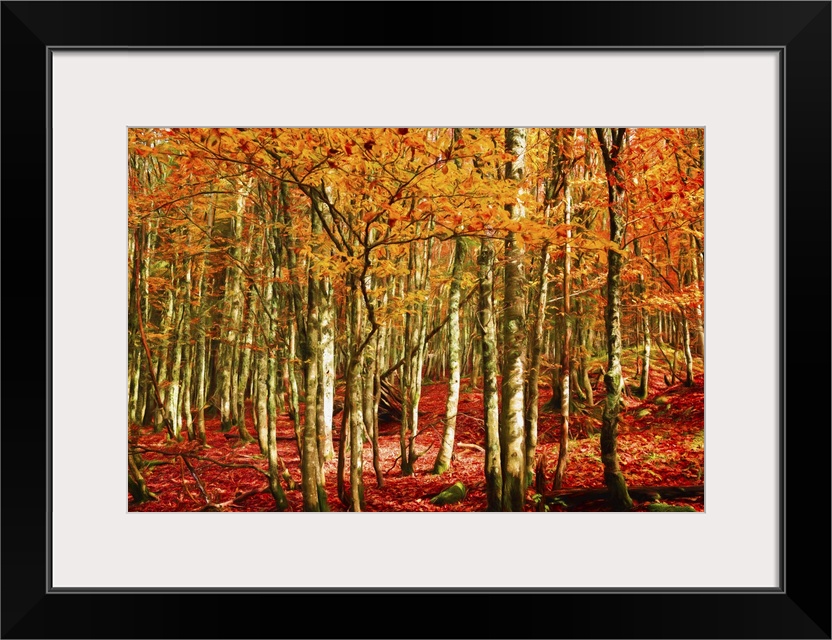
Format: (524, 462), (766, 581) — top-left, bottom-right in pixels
(127, 127), (705, 512)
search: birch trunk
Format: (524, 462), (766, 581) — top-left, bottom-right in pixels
(400, 229), (431, 476)
(478, 238), (502, 510)
(500, 127), (528, 511)
(348, 281), (366, 511)
(433, 237), (464, 475)
(682, 311), (694, 387)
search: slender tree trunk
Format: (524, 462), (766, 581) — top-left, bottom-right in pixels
(574, 272), (595, 408)
(217, 288), (238, 431)
(317, 188), (337, 461)
(401, 231), (430, 476)
(188, 253), (207, 444)
(689, 235), (705, 356)
(253, 229), (271, 455)
(255, 348), (269, 456)
(478, 238), (502, 510)
(152, 265), (176, 434)
(127, 231), (141, 423)
(525, 242), (549, 486)
(236, 293), (256, 444)
(280, 181), (304, 453)
(681, 311), (694, 386)
(218, 185), (249, 431)
(302, 199), (327, 511)
(433, 237), (464, 475)
(595, 127), (634, 511)
(348, 281), (366, 511)
(637, 310), (651, 398)
(266, 360), (290, 510)
(264, 202), (290, 509)
(337, 379), (350, 507)
(632, 239), (651, 400)
(370, 327), (385, 488)
(181, 346), (194, 440)
(286, 309), (302, 454)
(167, 271), (186, 440)
(361, 327), (375, 443)
(553, 175), (573, 490)
(320, 278), (336, 460)
(500, 127), (528, 511)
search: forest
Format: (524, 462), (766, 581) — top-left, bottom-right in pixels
(127, 127), (704, 512)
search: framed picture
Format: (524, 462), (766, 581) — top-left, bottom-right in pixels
(3, 2), (828, 638)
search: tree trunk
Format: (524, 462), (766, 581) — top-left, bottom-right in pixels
(595, 127), (634, 511)
(401, 231), (430, 476)
(478, 238), (502, 510)
(525, 242), (549, 486)
(219, 184), (250, 432)
(553, 172), (573, 490)
(235, 288), (257, 444)
(128, 452), (157, 503)
(369, 286), (387, 489)
(320, 277), (336, 460)
(193, 256), (209, 445)
(302, 199), (327, 512)
(500, 127), (528, 511)
(266, 380), (290, 511)
(632, 239), (652, 400)
(348, 281), (366, 511)
(317, 185), (336, 460)
(253, 230), (271, 455)
(681, 310), (694, 387)
(286, 310), (302, 454)
(637, 309), (651, 398)
(576, 288), (594, 407)
(433, 237), (464, 475)
(168, 267), (188, 439)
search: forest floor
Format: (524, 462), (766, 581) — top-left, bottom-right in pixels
(129, 354), (704, 512)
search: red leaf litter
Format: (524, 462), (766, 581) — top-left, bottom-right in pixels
(129, 375), (704, 512)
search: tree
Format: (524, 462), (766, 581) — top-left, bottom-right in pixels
(500, 127), (528, 512)
(553, 132), (575, 490)
(595, 127), (634, 511)
(478, 236), (502, 510)
(433, 236), (464, 475)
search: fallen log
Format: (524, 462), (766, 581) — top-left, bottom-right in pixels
(456, 442), (485, 453)
(199, 485), (271, 512)
(430, 481), (468, 506)
(544, 484), (703, 509)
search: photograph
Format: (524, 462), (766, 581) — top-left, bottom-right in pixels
(128, 127), (705, 513)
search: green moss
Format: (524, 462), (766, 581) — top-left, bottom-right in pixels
(647, 503), (695, 512)
(432, 461), (450, 476)
(691, 430), (704, 450)
(317, 485), (330, 512)
(430, 481), (468, 506)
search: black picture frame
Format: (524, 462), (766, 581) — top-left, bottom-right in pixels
(2, 2), (829, 638)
